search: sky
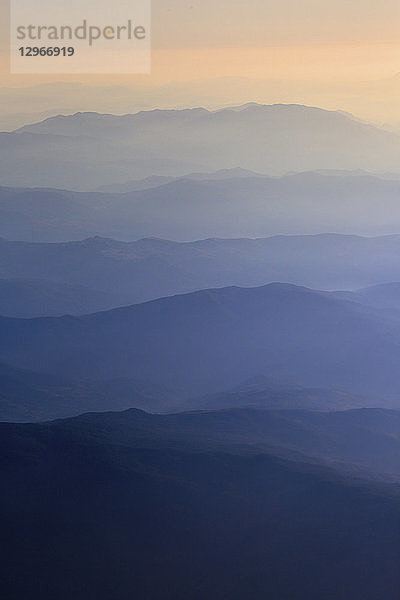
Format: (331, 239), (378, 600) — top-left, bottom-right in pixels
(1, 0), (400, 127)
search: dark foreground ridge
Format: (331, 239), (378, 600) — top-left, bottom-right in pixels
(2, 407), (400, 599)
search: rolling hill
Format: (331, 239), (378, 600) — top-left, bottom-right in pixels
(3, 171), (400, 242)
(1, 283), (400, 399)
(3, 234), (400, 317)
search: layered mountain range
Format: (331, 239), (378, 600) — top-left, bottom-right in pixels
(3, 102), (400, 600)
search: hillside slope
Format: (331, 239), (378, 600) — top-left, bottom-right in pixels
(1, 284), (400, 398)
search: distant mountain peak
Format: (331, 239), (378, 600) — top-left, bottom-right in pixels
(5, 104), (400, 190)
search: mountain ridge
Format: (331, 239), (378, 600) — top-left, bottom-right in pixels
(3, 103), (400, 189)
(4, 171), (400, 241)
(3, 233), (400, 315)
(1, 282), (400, 399)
